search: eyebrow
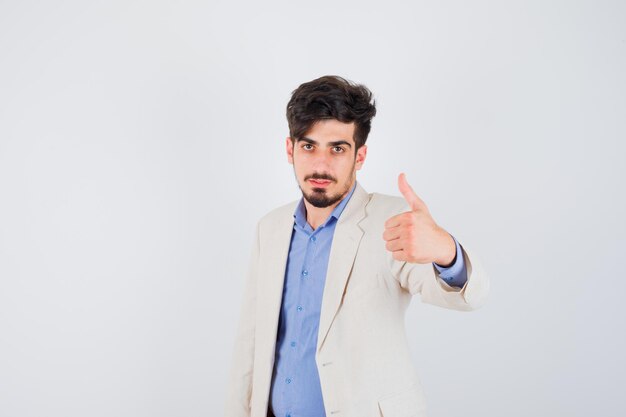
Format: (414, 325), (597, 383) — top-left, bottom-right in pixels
(298, 137), (353, 148)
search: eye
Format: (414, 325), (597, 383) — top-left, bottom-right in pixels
(333, 146), (345, 153)
(302, 143), (313, 150)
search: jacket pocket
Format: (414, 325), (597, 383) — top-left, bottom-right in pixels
(377, 385), (427, 417)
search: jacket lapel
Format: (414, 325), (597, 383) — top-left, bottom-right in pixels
(316, 182), (369, 353)
(262, 207), (297, 350)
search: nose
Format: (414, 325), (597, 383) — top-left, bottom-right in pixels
(311, 151), (332, 171)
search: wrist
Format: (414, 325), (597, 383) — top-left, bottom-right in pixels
(434, 232), (456, 267)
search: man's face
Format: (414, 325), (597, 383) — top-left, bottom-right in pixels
(286, 119), (367, 208)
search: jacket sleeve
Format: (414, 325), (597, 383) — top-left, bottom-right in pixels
(388, 237), (489, 311)
(224, 221), (261, 417)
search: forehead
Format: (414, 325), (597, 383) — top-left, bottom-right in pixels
(304, 119), (356, 145)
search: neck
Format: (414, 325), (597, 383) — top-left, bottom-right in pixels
(304, 201), (338, 231)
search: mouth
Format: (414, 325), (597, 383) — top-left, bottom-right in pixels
(308, 179), (332, 188)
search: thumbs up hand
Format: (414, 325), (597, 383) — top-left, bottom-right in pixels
(383, 173), (457, 266)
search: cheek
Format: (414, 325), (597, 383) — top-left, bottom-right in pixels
(292, 159), (309, 177)
(294, 153), (315, 168)
(339, 157), (356, 172)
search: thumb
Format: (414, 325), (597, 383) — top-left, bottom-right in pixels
(398, 173), (427, 212)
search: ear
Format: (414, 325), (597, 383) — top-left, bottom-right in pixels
(355, 144), (367, 170)
(286, 137), (294, 164)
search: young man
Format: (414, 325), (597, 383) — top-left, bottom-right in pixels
(225, 76), (489, 417)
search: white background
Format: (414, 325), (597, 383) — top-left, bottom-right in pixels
(1, 1), (624, 416)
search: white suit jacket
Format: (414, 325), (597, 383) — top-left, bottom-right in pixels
(224, 182), (489, 417)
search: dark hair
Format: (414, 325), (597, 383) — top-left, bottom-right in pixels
(286, 75), (377, 152)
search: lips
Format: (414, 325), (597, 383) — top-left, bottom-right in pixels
(309, 179), (332, 187)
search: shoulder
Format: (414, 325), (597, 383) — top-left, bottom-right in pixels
(255, 198), (299, 232)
